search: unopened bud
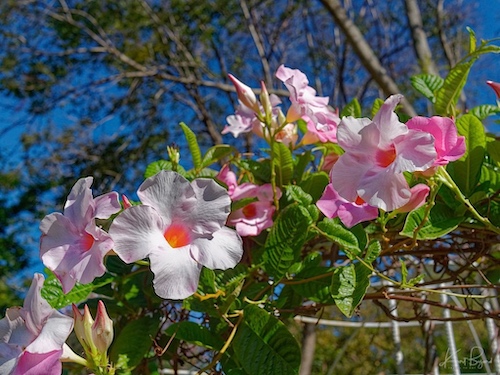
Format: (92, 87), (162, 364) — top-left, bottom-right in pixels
(260, 81), (272, 121)
(228, 74), (260, 113)
(72, 304), (96, 354)
(121, 194), (132, 209)
(486, 80), (500, 100)
(91, 300), (114, 354)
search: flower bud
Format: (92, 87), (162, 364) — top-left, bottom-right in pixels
(228, 74), (260, 113)
(121, 194), (132, 209)
(72, 304), (97, 354)
(486, 80), (500, 99)
(91, 300), (114, 354)
(260, 81), (272, 121)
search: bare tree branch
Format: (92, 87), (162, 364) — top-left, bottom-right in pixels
(319, 0), (417, 116)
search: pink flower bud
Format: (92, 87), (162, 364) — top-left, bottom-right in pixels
(260, 81), (272, 119)
(228, 74), (260, 113)
(121, 194), (132, 209)
(487, 80), (500, 99)
(91, 301), (114, 354)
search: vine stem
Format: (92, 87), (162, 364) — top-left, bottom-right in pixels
(435, 167), (500, 235)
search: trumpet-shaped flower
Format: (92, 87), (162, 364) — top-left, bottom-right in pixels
(0, 273), (74, 375)
(331, 95), (436, 212)
(317, 184), (379, 227)
(40, 177), (121, 293)
(217, 166), (281, 236)
(109, 171), (243, 300)
(276, 65), (340, 142)
(406, 116), (465, 172)
(486, 80), (500, 99)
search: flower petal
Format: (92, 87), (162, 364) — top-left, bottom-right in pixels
(191, 227), (243, 269)
(109, 205), (166, 263)
(148, 247), (202, 300)
(94, 191), (121, 219)
(26, 310), (73, 354)
(22, 274), (53, 336)
(63, 177), (94, 230)
(358, 168), (411, 211)
(137, 171), (196, 226)
(13, 350), (62, 375)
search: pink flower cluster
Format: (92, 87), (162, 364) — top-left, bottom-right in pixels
(317, 95), (465, 227)
(222, 65), (340, 147)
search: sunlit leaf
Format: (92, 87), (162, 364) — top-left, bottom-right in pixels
(180, 122), (203, 170)
(410, 74), (443, 103)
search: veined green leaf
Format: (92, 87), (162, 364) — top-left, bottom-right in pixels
(233, 305), (301, 375)
(285, 185), (313, 206)
(317, 218), (361, 259)
(290, 266), (335, 304)
(299, 171), (329, 202)
(293, 150), (313, 183)
(330, 262), (371, 317)
(180, 122), (203, 170)
(201, 144), (237, 168)
(487, 137), (500, 165)
(341, 98), (361, 118)
(447, 114), (486, 195)
(272, 141), (293, 186)
(400, 202), (463, 240)
(263, 205), (312, 279)
(410, 74), (443, 103)
(364, 240), (381, 264)
(41, 271), (113, 309)
(466, 26), (476, 53)
(435, 59), (476, 116)
(470, 104), (500, 121)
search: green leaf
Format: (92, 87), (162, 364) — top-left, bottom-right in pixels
(435, 59), (476, 116)
(180, 122), (203, 169)
(487, 137), (500, 166)
(145, 160), (171, 178)
(340, 98), (361, 118)
(233, 305), (301, 375)
(317, 218), (361, 259)
(110, 316), (159, 369)
(364, 241), (381, 264)
(410, 74), (443, 103)
(470, 104), (500, 121)
(41, 272), (113, 309)
(400, 202), (463, 240)
(263, 205), (312, 279)
(165, 321), (224, 350)
(466, 26), (476, 53)
(299, 171), (329, 202)
(285, 185), (312, 206)
(293, 150), (314, 183)
(330, 262), (370, 317)
(371, 98), (384, 118)
(447, 114), (486, 195)
(272, 141), (294, 186)
(201, 144), (237, 168)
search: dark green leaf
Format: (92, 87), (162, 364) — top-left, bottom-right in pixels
(330, 262), (370, 317)
(272, 142), (294, 186)
(317, 218), (361, 259)
(201, 145), (237, 168)
(285, 185), (312, 206)
(165, 321), (224, 350)
(299, 172), (329, 202)
(110, 316), (159, 369)
(263, 205), (312, 279)
(233, 305), (301, 375)
(400, 202), (463, 240)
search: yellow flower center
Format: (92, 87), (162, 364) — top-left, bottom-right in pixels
(164, 223), (191, 248)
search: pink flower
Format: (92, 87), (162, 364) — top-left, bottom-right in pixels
(331, 95), (437, 212)
(40, 177), (121, 293)
(109, 171), (243, 300)
(228, 74), (260, 113)
(217, 166), (280, 236)
(0, 273), (74, 375)
(406, 116), (465, 173)
(276, 65), (340, 142)
(316, 184), (379, 228)
(395, 184), (430, 213)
